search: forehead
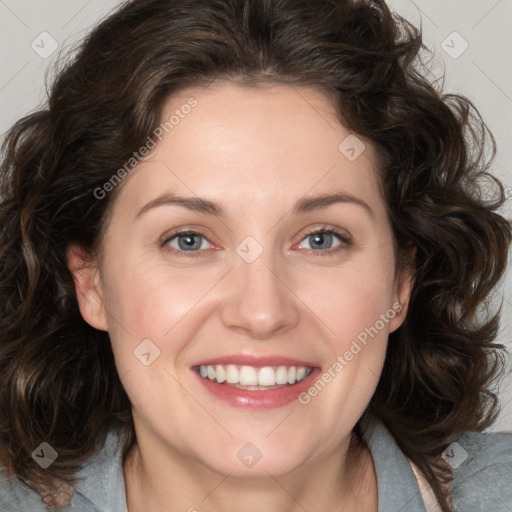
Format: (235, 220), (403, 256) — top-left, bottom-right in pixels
(113, 82), (384, 220)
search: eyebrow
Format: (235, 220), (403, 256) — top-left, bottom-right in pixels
(135, 191), (375, 220)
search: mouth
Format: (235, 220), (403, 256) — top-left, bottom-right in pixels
(191, 358), (320, 409)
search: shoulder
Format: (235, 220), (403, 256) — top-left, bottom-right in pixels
(448, 429), (512, 511)
(0, 427), (125, 512)
(0, 468), (49, 511)
(0, 463), (109, 512)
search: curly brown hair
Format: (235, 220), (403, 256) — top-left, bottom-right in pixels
(0, 0), (510, 510)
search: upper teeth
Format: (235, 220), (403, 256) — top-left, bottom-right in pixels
(198, 364), (312, 386)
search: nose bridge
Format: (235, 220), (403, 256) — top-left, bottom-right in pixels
(221, 234), (300, 338)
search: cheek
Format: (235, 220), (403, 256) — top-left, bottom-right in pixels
(102, 259), (225, 379)
(105, 258), (204, 337)
(101, 265), (199, 417)
(303, 256), (396, 345)
(290, 262), (395, 449)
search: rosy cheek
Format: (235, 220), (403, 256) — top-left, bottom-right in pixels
(119, 272), (198, 343)
(323, 297), (392, 362)
(123, 291), (164, 340)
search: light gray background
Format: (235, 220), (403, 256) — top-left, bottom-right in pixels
(1, 0), (511, 431)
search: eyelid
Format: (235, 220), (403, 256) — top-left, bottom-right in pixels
(159, 225), (214, 245)
(293, 227), (351, 256)
(296, 226), (351, 245)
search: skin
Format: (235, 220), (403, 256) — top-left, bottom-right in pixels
(68, 82), (415, 512)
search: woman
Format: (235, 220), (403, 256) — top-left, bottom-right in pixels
(1, 0), (511, 511)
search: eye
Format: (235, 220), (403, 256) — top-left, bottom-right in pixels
(161, 227), (351, 258)
(162, 230), (212, 257)
(296, 228), (351, 257)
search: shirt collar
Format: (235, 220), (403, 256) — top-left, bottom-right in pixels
(72, 417), (427, 512)
(73, 428), (128, 512)
(364, 415), (428, 512)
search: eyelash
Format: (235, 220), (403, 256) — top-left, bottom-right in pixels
(160, 227), (351, 258)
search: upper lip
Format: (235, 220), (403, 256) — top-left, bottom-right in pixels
(192, 354), (319, 368)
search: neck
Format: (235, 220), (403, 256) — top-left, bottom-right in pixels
(123, 431), (378, 512)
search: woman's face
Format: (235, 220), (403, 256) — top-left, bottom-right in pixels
(70, 81), (413, 478)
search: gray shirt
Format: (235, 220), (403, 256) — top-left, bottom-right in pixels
(1, 417), (511, 511)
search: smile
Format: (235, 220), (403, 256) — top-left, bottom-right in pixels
(191, 357), (321, 410)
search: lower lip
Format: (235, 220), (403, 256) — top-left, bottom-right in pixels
(192, 368), (321, 410)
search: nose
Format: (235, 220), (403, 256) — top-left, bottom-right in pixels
(220, 247), (300, 340)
